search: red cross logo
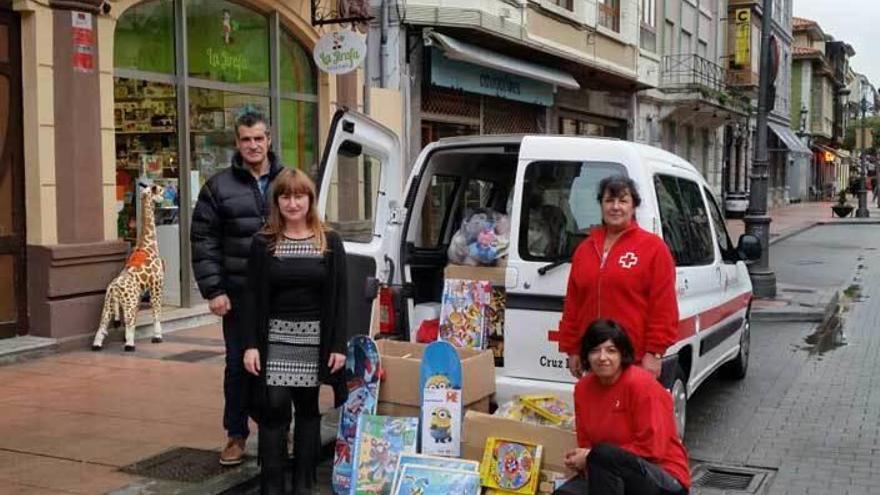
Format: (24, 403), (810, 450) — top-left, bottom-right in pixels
(619, 252), (638, 269)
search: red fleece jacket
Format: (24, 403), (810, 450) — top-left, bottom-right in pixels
(557, 224), (678, 360)
(575, 366), (691, 489)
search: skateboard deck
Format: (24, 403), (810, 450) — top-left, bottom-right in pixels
(332, 335), (381, 495)
(419, 341), (463, 456)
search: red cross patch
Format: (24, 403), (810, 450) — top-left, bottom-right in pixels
(618, 252), (638, 269)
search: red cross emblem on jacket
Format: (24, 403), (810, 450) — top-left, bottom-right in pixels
(619, 252), (638, 269)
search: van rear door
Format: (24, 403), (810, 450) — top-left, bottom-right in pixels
(316, 109), (404, 339)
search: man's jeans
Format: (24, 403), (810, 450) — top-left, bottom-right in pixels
(222, 305), (249, 438)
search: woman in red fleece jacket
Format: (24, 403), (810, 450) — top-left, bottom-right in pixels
(558, 175), (678, 379)
(559, 319), (690, 495)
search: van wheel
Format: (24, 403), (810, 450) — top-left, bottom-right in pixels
(670, 366), (687, 439)
(722, 312), (750, 380)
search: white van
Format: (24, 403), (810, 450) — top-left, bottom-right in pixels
(316, 110), (761, 433)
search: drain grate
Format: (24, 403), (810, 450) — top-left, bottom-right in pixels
(691, 463), (773, 493)
(120, 447), (234, 483)
(162, 350), (224, 363)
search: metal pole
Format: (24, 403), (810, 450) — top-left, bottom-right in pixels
(856, 97), (870, 217)
(743, 0), (777, 297)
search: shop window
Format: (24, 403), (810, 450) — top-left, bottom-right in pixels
(186, 0), (269, 88)
(189, 87), (269, 188)
(281, 28), (317, 96)
(325, 149), (383, 243)
(280, 100), (318, 177)
(114, 0), (175, 74)
(520, 160), (626, 261)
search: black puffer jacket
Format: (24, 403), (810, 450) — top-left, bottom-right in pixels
(190, 151), (284, 300)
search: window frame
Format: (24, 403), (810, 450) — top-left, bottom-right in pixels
(598, 0), (621, 33)
(654, 174), (715, 267)
(703, 186), (738, 264)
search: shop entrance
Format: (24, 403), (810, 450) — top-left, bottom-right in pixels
(0, 8), (25, 338)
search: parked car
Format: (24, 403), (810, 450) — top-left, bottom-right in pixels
(316, 109), (761, 435)
(724, 192), (749, 218)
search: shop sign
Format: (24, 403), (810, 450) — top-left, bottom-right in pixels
(734, 8), (751, 69)
(429, 49), (554, 107)
(313, 31), (366, 75)
(71, 11), (95, 73)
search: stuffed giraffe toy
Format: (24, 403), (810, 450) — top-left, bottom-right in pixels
(92, 183), (166, 352)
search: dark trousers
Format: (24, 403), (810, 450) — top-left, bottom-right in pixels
(259, 386), (321, 495)
(554, 443), (687, 495)
(223, 307), (250, 438)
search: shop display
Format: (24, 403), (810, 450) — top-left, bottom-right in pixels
(392, 465), (481, 495)
(479, 437), (543, 495)
(92, 184), (167, 352)
(419, 341), (463, 457)
(332, 336), (381, 495)
(447, 209), (510, 266)
(351, 414), (418, 495)
(439, 279), (492, 349)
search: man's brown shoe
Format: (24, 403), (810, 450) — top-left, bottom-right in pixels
(219, 437), (246, 466)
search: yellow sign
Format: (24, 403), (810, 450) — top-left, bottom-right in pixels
(734, 8), (751, 68)
(824, 151), (836, 162)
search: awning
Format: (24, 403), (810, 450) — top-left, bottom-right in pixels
(768, 122), (812, 155)
(425, 31), (581, 90)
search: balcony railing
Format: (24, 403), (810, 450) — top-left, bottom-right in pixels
(660, 53), (726, 93)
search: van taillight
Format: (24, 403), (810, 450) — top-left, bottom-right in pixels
(378, 286), (396, 335)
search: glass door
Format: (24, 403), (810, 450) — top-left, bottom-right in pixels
(0, 9), (25, 338)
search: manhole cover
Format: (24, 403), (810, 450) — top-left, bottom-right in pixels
(691, 463), (773, 493)
(120, 447), (233, 483)
(162, 350), (224, 363)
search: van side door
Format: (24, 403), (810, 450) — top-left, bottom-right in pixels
(317, 110), (403, 340)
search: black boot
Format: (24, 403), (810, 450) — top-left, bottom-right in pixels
(259, 423), (289, 495)
(292, 415), (321, 495)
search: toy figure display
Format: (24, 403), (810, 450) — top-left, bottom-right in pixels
(392, 465), (481, 495)
(439, 279), (492, 349)
(390, 453), (480, 493)
(332, 336), (381, 495)
(419, 341), (463, 457)
(447, 209), (510, 266)
(351, 415), (419, 495)
(486, 285), (506, 366)
(480, 437), (543, 495)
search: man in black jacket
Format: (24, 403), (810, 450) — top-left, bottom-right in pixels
(191, 111), (284, 466)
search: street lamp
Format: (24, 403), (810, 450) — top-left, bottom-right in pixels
(743, 0), (777, 297)
(855, 96), (870, 217)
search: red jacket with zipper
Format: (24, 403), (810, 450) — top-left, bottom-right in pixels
(557, 223), (679, 360)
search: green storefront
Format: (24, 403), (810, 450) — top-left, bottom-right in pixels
(113, 0), (319, 307)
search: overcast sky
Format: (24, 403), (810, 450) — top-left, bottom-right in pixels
(792, 0), (879, 87)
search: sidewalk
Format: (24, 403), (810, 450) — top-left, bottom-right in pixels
(0, 324), (336, 494)
(725, 200), (880, 321)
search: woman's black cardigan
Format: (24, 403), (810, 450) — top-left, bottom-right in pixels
(242, 230), (349, 423)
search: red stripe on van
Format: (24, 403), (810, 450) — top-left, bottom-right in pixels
(677, 317), (697, 339)
(697, 293), (752, 331)
(548, 330), (560, 342)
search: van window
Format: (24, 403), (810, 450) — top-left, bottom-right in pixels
(704, 187), (737, 262)
(419, 175), (459, 247)
(520, 161), (627, 261)
(325, 148), (382, 243)
(654, 175), (714, 266)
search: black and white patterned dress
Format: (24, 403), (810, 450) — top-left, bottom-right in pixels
(265, 236), (325, 388)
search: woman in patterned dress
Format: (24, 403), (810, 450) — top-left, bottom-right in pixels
(243, 167), (348, 494)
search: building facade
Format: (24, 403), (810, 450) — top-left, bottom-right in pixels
(366, 0), (645, 168)
(4, 0), (372, 341)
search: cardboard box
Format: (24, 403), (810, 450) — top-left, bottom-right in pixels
(443, 262), (507, 286)
(461, 410), (579, 475)
(377, 396), (491, 417)
(376, 340), (495, 409)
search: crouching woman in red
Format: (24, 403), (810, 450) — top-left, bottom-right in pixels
(559, 319), (690, 495)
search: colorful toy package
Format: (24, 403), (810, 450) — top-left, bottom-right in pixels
(393, 465), (481, 495)
(390, 454), (479, 495)
(421, 387), (462, 457)
(520, 395), (574, 427)
(351, 415), (419, 495)
(439, 278), (492, 349)
(479, 437), (543, 494)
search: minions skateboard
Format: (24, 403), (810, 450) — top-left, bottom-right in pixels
(331, 335), (380, 495)
(419, 340), (463, 457)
